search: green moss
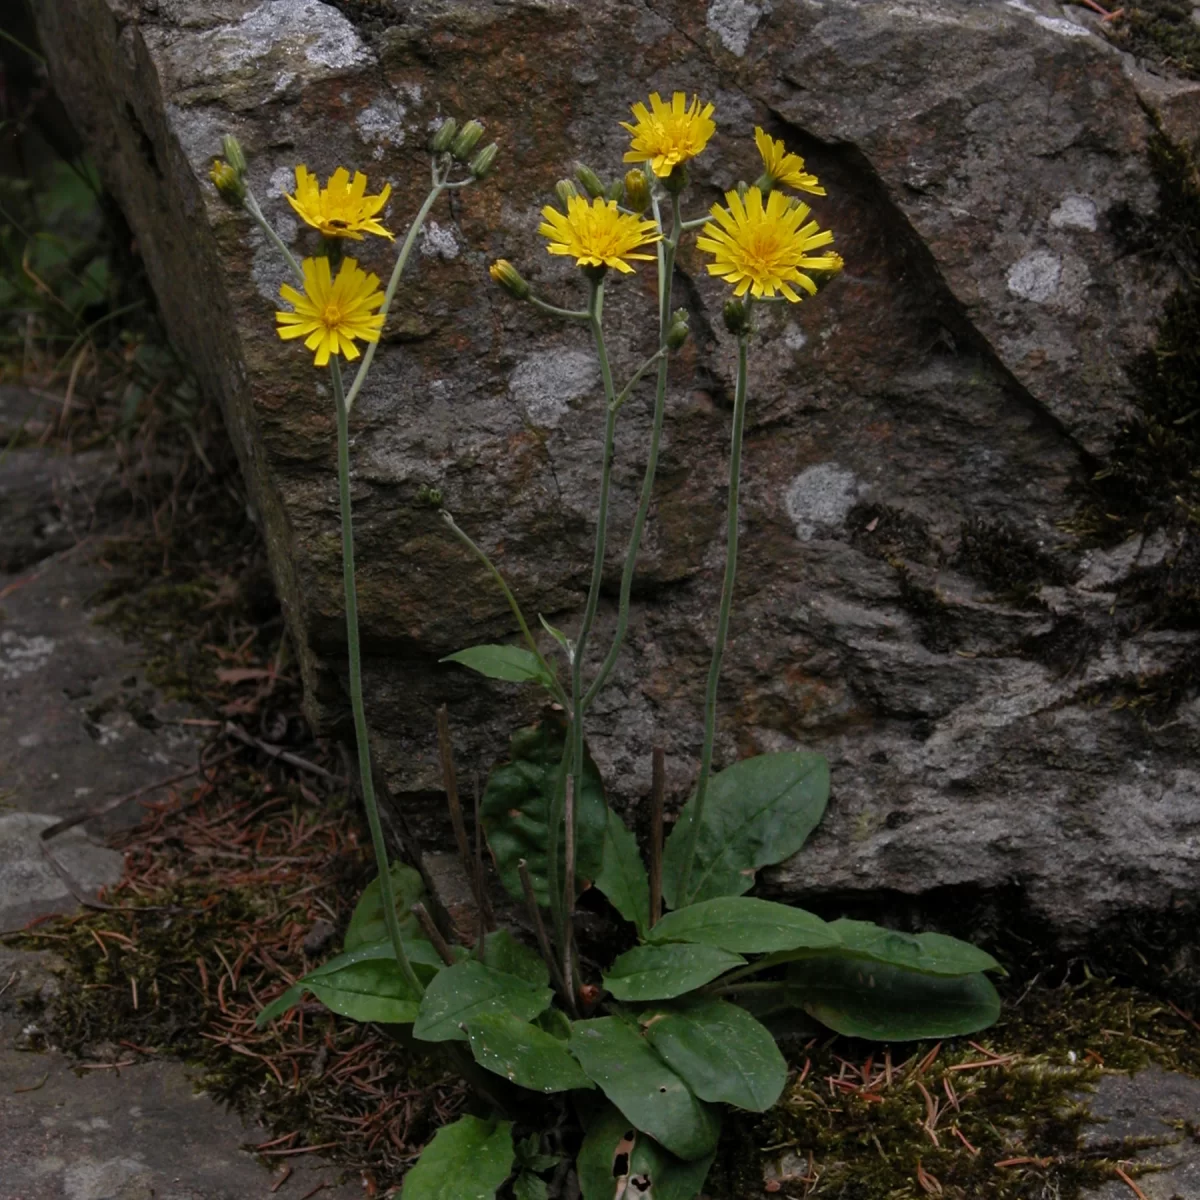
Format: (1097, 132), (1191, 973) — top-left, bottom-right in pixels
(1108, 1), (1200, 80)
(954, 517), (1070, 605)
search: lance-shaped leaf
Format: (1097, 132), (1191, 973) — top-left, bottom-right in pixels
(788, 956), (1002, 1041)
(570, 1018), (721, 1162)
(594, 807), (650, 937)
(603, 943), (745, 1002)
(343, 861), (426, 951)
(661, 752), (829, 908)
(465, 1012), (592, 1093)
(441, 644), (555, 688)
(641, 995), (786, 1113)
(824, 918), (1004, 976)
(480, 718), (607, 908)
(413, 959), (552, 1043)
(400, 1114), (514, 1200)
(648, 896), (839, 955)
(477, 929), (550, 987)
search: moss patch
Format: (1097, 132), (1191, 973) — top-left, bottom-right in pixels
(1108, 1), (1200, 80)
(954, 517), (1071, 605)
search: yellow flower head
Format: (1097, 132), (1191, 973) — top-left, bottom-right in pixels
(538, 193), (661, 274)
(622, 92), (716, 178)
(754, 127), (825, 197)
(276, 256), (386, 367)
(697, 187), (842, 302)
(285, 165), (394, 240)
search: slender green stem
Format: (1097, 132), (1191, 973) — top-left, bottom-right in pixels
(330, 358), (424, 998)
(680, 214), (711, 232)
(676, 324), (751, 904)
(583, 193), (680, 712)
(244, 190), (304, 283)
(342, 181), (448, 414)
(439, 510), (569, 709)
(528, 295), (591, 322)
(610, 349), (666, 415)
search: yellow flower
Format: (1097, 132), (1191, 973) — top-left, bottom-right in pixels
(276, 256), (386, 367)
(754, 127), (825, 197)
(538, 193), (661, 274)
(697, 187), (842, 302)
(209, 158), (245, 205)
(285, 165), (394, 240)
(621, 92), (716, 178)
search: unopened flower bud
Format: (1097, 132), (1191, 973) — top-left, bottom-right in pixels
(220, 134), (247, 176)
(431, 117), (458, 153)
(662, 164), (689, 195)
(469, 141), (499, 180)
(623, 169), (650, 214)
(555, 179), (578, 209)
(723, 297), (752, 337)
(489, 259), (530, 301)
(666, 308), (690, 350)
(209, 159), (246, 206)
(575, 164), (605, 199)
(606, 179), (624, 203)
(451, 119), (485, 161)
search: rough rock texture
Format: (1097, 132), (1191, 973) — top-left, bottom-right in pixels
(32, 0), (1200, 982)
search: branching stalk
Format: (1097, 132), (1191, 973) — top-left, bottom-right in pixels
(330, 358), (425, 997)
(676, 325), (751, 904)
(244, 189), (303, 283)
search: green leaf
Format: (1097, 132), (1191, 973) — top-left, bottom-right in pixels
(569, 1018), (721, 1161)
(535, 1007), (573, 1041)
(538, 614), (572, 656)
(826, 919), (1004, 976)
(603, 943), (745, 1002)
(577, 1103), (713, 1200)
(441, 644), (553, 687)
(594, 808), (650, 937)
(628, 1135), (715, 1200)
(257, 983), (304, 1026)
(661, 752), (829, 908)
(465, 1012), (592, 1093)
(788, 956), (1002, 1041)
(641, 995), (786, 1113)
(512, 1172), (549, 1200)
(480, 718), (607, 908)
(344, 861), (426, 951)
(477, 929), (549, 987)
(515, 1134), (559, 1174)
(399, 1115), (514, 1199)
(649, 896), (838, 954)
(413, 959), (552, 1043)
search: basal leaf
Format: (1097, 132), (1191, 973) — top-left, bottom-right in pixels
(826, 919), (1004, 976)
(400, 1114), (514, 1200)
(569, 1018), (721, 1161)
(661, 752), (829, 908)
(465, 1012), (592, 1093)
(344, 861), (426, 951)
(257, 983), (304, 1026)
(441, 644), (553, 687)
(480, 718), (607, 908)
(478, 929), (550, 988)
(788, 956), (1002, 1041)
(641, 995), (786, 1113)
(628, 1133), (715, 1200)
(603, 943), (745, 1002)
(413, 959), (552, 1043)
(649, 896), (838, 955)
(512, 1172), (550, 1200)
(594, 807), (650, 937)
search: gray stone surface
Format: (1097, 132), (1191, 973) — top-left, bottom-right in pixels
(31, 0), (1200, 971)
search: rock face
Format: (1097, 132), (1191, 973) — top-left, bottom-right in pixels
(33, 0), (1200, 985)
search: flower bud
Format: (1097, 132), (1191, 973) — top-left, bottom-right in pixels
(662, 164), (689, 194)
(666, 308), (690, 350)
(431, 117), (458, 153)
(489, 259), (530, 301)
(450, 119), (485, 161)
(575, 164), (605, 199)
(723, 297), (752, 337)
(623, 169), (650, 214)
(209, 159), (246, 206)
(555, 179), (578, 209)
(606, 179), (624, 203)
(469, 141), (499, 180)
(220, 134), (247, 176)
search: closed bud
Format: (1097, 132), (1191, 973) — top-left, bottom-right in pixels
(469, 141), (499, 180)
(209, 159), (246, 206)
(450, 119), (485, 161)
(575, 164), (605, 199)
(606, 179), (624, 203)
(431, 117), (458, 153)
(662, 163), (688, 194)
(220, 134), (247, 176)
(489, 258), (530, 301)
(555, 179), (578, 209)
(623, 168), (650, 213)
(666, 308), (690, 350)
(723, 297), (752, 337)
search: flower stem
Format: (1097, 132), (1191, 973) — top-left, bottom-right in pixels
(330, 357), (424, 999)
(342, 181), (447, 414)
(243, 189), (303, 283)
(676, 324), (751, 905)
(529, 295), (591, 322)
(583, 192), (680, 712)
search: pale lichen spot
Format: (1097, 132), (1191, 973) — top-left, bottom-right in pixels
(783, 322), (808, 352)
(1007, 250), (1062, 304)
(706, 0), (769, 57)
(1034, 14), (1091, 38)
(1049, 195), (1098, 232)
(509, 349), (600, 429)
(419, 221), (459, 261)
(0, 632), (56, 681)
(785, 464), (863, 541)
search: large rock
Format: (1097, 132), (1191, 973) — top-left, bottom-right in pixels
(33, 0), (1200, 982)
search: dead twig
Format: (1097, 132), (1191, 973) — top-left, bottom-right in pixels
(518, 858), (568, 1001)
(411, 903), (456, 967)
